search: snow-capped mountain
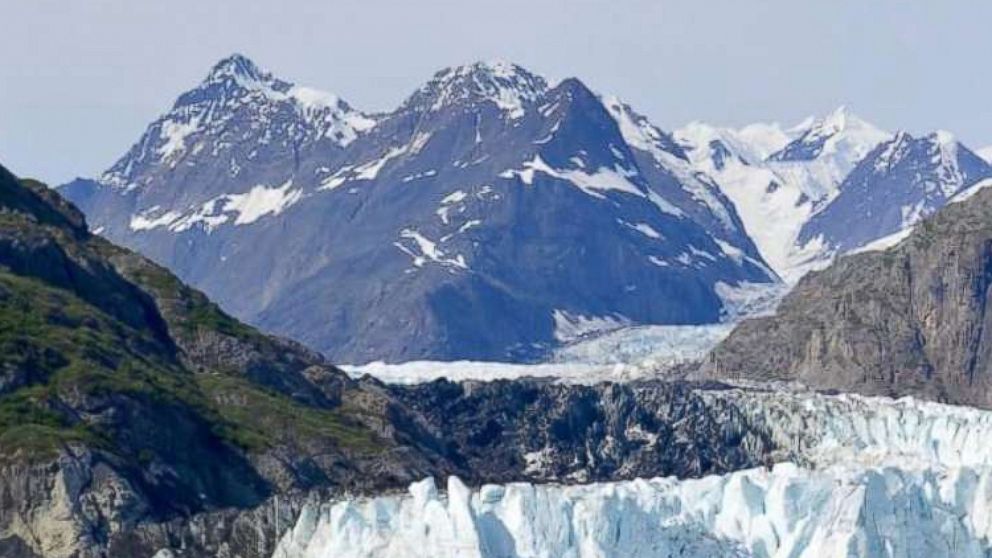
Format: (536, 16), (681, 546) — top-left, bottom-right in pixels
(800, 130), (992, 253)
(60, 55), (776, 363)
(62, 54), (374, 233)
(677, 108), (992, 281)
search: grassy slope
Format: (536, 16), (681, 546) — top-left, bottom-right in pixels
(0, 169), (382, 469)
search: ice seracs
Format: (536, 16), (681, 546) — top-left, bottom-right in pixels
(274, 390), (992, 558)
(275, 466), (992, 558)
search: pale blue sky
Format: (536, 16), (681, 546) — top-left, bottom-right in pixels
(3, 0), (991, 184)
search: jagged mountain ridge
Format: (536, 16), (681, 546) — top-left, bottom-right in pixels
(799, 130), (992, 253)
(676, 108), (992, 281)
(61, 55), (776, 363)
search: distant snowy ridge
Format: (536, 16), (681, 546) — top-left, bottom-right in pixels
(275, 390), (992, 558)
(676, 108), (992, 282)
(675, 107), (893, 281)
(65, 54), (987, 363)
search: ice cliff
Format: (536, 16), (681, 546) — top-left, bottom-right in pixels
(274, 390), (992, 557)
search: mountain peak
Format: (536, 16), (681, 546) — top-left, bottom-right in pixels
(404, 60), (549, 118)
(446, 59), (541, 82)
(821, 105), (850, 127)
(99, 54), (371, 190)
(931, 129), (957, 147)
(807, 106), (880, 138)
(205, 53), (271, 86)
(769, 106), (889, 163)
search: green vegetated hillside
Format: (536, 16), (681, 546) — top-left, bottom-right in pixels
(0, 163), (453, 557)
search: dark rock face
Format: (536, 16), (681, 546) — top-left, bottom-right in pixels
(704, 184), (992, 409)
(61, 56), (776, 363)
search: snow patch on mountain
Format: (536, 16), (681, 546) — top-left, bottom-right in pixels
(129, 207), (183, 232)
(499, 155), (648, 201)
(157, 117), (202, 161)
(394, 229), (467, 270)
(287, 85), (377, 144)
(849, 227), (914, 254)
(618, 220), (662, 239)
(552, 310), (630, 343)
(950, 177), (992, 205)
(978, 146), (992, 163)
(224, 180), (302, 225)
(127, 179), (301, 232)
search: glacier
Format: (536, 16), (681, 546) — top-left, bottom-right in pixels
(274, 466), (992, 558)
(273, 390), (992, 558)
(342, 283), (788, 385)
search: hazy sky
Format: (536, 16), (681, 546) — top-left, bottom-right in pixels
(3, 0), (991, 184)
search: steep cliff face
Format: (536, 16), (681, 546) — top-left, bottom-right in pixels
(703, 184), (992, 408)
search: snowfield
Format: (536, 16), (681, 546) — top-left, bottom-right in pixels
(343, 282), (787, 384)
(342, 324), (732, 385)
(274, 390), (992, 558)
